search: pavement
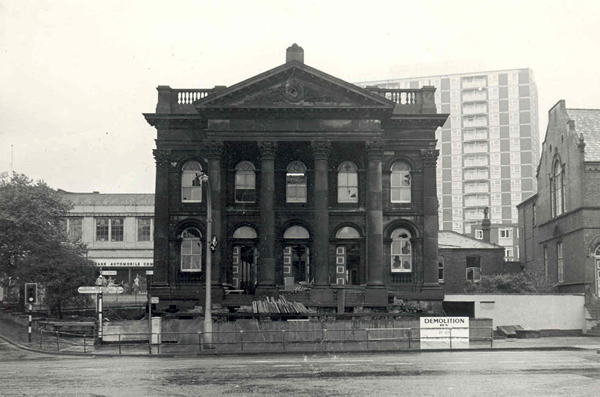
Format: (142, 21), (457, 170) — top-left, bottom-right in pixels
(2, 311), (600, 357)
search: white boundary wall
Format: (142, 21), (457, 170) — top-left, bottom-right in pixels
(445, 294), (587, 331)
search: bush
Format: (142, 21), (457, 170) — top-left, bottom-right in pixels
(464, 270), (558, 294)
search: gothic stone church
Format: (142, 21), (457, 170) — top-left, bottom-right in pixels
(144, 45), (448, 313)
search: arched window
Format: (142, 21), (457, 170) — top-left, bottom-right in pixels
(181, 161), (203, 203)
(286, 161), (307, 203)
(235, 161), (256, 203)
(180, 227), (202, 272)
(335, 226), (360, 239)
(551, 160), (565, 217)
(391, 228), (412, 272)
(232, 226), (258, 239)
(283, 225), (310, 239)
(391, 161), (411, 203)
(338, 161), (358, 203)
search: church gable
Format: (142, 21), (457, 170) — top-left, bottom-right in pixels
(194, 62), (394, 115)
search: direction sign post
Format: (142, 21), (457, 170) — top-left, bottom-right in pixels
(78, 285), (124, 342)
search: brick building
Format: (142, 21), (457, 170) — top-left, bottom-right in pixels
(518, 101), (600, 308)
(143, 45), (448, 313)
(438, 230), (507, 294)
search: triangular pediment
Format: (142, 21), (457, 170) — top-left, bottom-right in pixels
(194, 62), (394, 116)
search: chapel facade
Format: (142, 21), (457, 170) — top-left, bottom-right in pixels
(143, 45), (448, 313)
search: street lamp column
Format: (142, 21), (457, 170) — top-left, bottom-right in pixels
(201, 173), (212, 346)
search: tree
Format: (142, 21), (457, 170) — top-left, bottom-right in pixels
(0, 173), (96, 316)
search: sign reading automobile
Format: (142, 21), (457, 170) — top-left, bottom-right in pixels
(91, 259), (153, 268)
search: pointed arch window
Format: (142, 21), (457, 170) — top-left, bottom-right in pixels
(181, 161), (203, 203)
(550, 159), (566, 217)
(286, 161), (307, 203)
(235, 161), (256, 203)
(391, 228), (412, 272)
(391, 161), (412, 203)
(181, 227), (202, 272)
(338, 161), (358, 203)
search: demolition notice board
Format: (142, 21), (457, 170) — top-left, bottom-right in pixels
(420, 317), (469, 349)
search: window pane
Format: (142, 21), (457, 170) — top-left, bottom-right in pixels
(181, 256), (191, 270)
(138, 218), (151, 242)
(190, 187), (202, 201)
(347, 172), (358, 186)
(96, 218), (109, 241)
(111, 218), (124, 241)
(69, 218), (83, 240)
(182, 240), (192, 255)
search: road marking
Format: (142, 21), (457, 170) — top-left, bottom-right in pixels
(385, 363), (414, 366)
(273, 364), (302, 367)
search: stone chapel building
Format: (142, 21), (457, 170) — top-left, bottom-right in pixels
(143, 45), (448, 313)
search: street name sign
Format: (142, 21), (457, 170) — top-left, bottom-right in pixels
(420, 317), (469, 349)
(78, 286), (124, 294)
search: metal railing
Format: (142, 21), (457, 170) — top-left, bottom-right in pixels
(33, 326), (493, 355)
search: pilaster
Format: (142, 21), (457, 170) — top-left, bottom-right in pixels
(365, 141), (386, 305)
(421, 148), (441, 291)
(152, 148), (172, 286)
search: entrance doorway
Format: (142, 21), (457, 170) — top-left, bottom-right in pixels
(284, 245), (310, 285)
(232, 226), (258, 294)
(282, 225), (311, 289)
(233, 245), (256, 293)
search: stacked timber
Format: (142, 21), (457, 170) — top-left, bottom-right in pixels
(252, 296), (309, 314)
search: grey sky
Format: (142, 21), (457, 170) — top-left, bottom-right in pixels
(1, 0), (599, 193)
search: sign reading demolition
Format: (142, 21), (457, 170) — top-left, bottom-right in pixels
(420, 317), (469, 349)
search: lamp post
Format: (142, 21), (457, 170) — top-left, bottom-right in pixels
(200, 173), (212, 346)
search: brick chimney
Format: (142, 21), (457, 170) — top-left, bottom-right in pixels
(482, 207), (491, 243)
(286, 43), (304, 63)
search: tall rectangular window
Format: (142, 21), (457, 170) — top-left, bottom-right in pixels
(96, 218), (109, 242)
(111, 218), (124, 242)
(67, 217), (83, 241)
(466, 256), (481, 282)
(557, 242), (564, 283)
(137, 218), (152, 242)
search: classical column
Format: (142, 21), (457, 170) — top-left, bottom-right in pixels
(256, 141), (278, 296)
(365, 141), (385, 288)
(311, 141), (331, 287)
(152, 148), (171, 286)
(310, 141), (334, 306)
(421, 148), (441, 290)
(206, 140), (224, 285)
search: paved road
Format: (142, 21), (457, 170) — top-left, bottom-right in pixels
(2, 340), (600, 396)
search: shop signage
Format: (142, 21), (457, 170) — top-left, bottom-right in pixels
(78, 286), (124, 294)
(419, 317), (469, 349)
(101, 270), (117, 276)
(92, 259), (153, 268)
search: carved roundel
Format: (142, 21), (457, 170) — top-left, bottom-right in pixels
(284, 78), (304, 103)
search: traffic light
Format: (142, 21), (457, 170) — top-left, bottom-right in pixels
(25, 283), (37, 304)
